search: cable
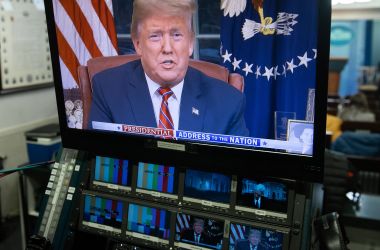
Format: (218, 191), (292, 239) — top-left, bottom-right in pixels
(0, 160), (55, 179)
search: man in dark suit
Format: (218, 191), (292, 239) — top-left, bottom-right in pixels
(252, 184), (271, 210)
(88, 0), (248, 137)
(235, 228), (263, 250)
(180, 217), (212, 246)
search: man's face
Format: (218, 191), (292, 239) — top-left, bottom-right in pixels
(193, 220), (204, 234)
(132, 14), (194, 86)
(248, 230), (261, 246)
(300, 128), (313, 145)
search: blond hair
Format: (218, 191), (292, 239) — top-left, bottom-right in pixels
(131, 0), (196, 39)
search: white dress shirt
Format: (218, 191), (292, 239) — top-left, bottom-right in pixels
(145, 74), (183, 130)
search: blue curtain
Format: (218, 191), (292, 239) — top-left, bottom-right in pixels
(220, 0), (317, 139)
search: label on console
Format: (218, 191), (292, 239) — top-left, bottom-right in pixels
(174, 242), (210, 250)
(125, 231), (168, 244)
(92, 181), (131, 191)
(201, 200), (212, 206)
(82, 221), (121, 234)
(183, 197), (229, 208)
(136, 188), (178, 199)
(234, 205), (287, 219)
(157, 141), (185, 151)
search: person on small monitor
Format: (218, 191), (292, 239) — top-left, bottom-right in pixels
(292, 124), (313, 155)
(252, 184), (270, 210)
(88, 0), (249, 137)
(235, 228), (264, 250)
(180, 217), (212, 246)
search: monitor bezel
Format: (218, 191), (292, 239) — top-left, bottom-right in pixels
(174, 212), (226, 250)
(134, 161), (180, 201)
(79, 191), (125, 238)
(227, 221), (291, 250)
(234, 176), (295, 226)
(181, 168), (233, 211)
(44, 0), (331, 182)
(89, 156), (133, 194)
(125, 202), (173, 247)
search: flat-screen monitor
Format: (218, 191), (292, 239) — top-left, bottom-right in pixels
(135, 162), (178, 200)
(183, 169), (231, 209)
(235, 177), (289, 220)
(229, 223), (287, 250)
(175, 213), (224, 249)
(43, 0), (330, 181)
(91, 156), (132, 192)
(126, 203), (171, 245)
(81, 193), (123, 235)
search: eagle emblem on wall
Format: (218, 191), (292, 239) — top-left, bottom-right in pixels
(221, 0), (299, 40)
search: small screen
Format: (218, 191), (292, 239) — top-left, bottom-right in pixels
(229, 223), (284, 250)
(136, 162), (178, 194)
(175, 213), (224, 249)
(127, 203), (171, 241)
(82, 194), (123, 233)
(236, 178), (288, 214)
(92, 156), (131, 190)
(184, 169), (231, 204)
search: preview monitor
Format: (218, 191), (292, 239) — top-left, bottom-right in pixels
(91, 156), (132, 193)
(183, 169), (231, 209)
(135, 162), (178, 200)
(235, 177), (289, 220)
(44, 0), (331, 181)
(175, 213), (224, 249)
(80, 193), (124, 236)
(229, 223), (287, 250)
(126, 203), (171, 246)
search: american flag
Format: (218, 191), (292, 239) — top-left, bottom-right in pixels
(176, 213), (191, 233)
(52, 0), (118, 89)
(229, 223), (246, 245)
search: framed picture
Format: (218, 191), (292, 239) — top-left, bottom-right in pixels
(287, 120), (314, 155)
(0, 0), (53, 94)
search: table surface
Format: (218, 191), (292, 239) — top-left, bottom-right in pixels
(342, 194), (380, 229)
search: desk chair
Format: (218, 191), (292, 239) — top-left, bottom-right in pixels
(77, 54), (244, 129)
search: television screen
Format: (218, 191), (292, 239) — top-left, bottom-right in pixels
(136, 162), (178, 198)
(44, 0), (330, 181)
(92, 156), (131, 192)
(175, 213), (224, 249)
(236, 178), (288, 217)
(126, 203), (171, 244)
(183, 169), (231, 207)
(82, 194), (123, 234)
(229, 223), (284, 250)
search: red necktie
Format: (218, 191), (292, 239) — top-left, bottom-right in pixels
(158, 87), (174, 130)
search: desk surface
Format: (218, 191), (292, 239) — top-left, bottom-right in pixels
(342, 194), (380, 229)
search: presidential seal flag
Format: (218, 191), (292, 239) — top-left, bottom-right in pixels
(220, 0), (318, 139)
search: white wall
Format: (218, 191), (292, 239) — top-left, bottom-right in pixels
(0, 86), (58, 218)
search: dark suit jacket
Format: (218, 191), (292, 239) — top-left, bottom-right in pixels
(180, 229), (212, 245)
(235, 239), (264, 250)
(252, 196), (272, 210)
(89, 60), (249, 136)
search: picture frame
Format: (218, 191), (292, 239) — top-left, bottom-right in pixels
(0, 0), (53, 94)
(287, 120), (314, 155)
